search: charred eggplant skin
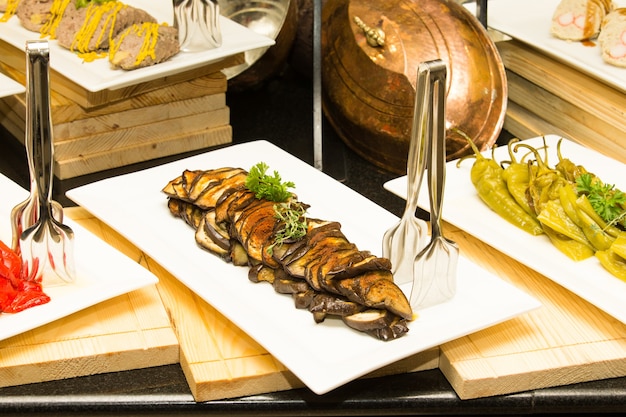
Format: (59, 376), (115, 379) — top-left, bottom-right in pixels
(163, 167), (413, 340)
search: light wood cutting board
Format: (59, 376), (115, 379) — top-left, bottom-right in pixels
(0, 273), (179, 388)
(66, 206), (626, 400)
(68, 207), (439, 402)
(0, 39), (243, 108)
(439, 224), (626, 399)
(497, 39), (626, 165)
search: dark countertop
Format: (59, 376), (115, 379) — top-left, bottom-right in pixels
(1, 66), (626, 416)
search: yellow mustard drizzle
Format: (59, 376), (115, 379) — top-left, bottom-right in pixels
(109, 22), (160, 67)
(40, 0), (72, 39)
(0, 0), (19, 22)
(70, 1), (125, 61)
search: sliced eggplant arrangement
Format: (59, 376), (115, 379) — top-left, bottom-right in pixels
(163, 167), (413, 340)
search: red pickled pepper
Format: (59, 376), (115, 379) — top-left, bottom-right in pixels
(0, 240), (50, 313)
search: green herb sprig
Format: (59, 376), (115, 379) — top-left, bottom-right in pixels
(245, 162), (295, 202)
(268, 202), (308, 254)
(576, 173), (626, 227)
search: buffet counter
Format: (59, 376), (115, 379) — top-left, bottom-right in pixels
(1, 67), (626, 416)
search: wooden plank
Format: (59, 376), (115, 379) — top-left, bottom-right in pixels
(497, 40), (626, 163)
(0, 282), (179, 388)
(54, 107), (229, 158)
(0, 102), (232, 179)
(55, 95), (227, 140)
(439, 223), (626, 399)
(70, 207), (439, 402)
(0, 68), (227, 125)
(503, 101), (569, 141)
(55, 124), (232, 179)
(2, 99), (229, 159)
(497, 40), (626, 131)
(0, 38), (243, 108)
(504, 70), (626, 163)
(0, 71), (232, 179)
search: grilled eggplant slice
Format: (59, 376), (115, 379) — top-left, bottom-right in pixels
(163, 167), (413, 340)
(195, 215), (229, 258)
(248, 264), (276, 284)
(202, 210), (230, 251)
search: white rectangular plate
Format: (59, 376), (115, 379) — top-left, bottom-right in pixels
(0, 0), (274, 92)
(0, 174), (158, 342)
(477, 0), (626, 93)
(0, 73), (24, 98)
(67, 140), (540, 395)
(384, 135), (626, 325)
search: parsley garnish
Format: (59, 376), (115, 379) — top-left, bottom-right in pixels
(576, 173), (626, 226)
(245, 162), (295, 202)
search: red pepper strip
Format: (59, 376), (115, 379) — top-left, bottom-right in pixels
(0, 276), (18, 311)
(0, 240), (51, 314)
(4, 281), (51, 313)
(0, 240), (21, 287)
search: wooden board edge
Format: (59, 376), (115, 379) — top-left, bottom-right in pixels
(503, 101), (568, 140)
(182, 343), (440, 402)
(54, 125), (232, 179)
(0, 38), (243, 108)
(0, 336), (178, 389)
(181, 355), (303, 402)
(440, 340), (626, 400)
(497, 40), (626, 126)
(54, 108), (230, 159)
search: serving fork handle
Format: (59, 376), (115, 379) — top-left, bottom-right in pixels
(26, 41), (54, 207)
(424, 61), (447, 241)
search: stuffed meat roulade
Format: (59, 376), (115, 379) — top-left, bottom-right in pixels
(551, 0), (614, 40)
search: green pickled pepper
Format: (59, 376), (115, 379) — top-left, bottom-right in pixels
(459, 133), (544, 236)
(501, 139), (537, 217)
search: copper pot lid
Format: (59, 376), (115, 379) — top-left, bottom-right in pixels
(322, 0), (507, 173)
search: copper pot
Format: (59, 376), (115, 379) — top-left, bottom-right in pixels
(321, 0), (507, 174)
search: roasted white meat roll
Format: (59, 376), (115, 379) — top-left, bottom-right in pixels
(551, 0), (614, 40)
(598, 8), (626, 67)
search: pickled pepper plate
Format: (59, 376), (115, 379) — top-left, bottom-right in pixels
(384, 135), (626, 325)
(0, 174), (158, 341)
(67, 140), (540, 395)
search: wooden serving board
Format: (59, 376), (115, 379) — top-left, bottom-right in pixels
(0, 274), (179, 388)
(0, 67), (232, 179)
(30, 197), (626, 401)
(439, 224), (626, 399)
(68, 207), (439, 402)
(497, 39), (626, 164)
(0, 38), (244, 108)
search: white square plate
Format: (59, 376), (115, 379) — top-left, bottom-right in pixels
(0, 174), (158, 341)
(474, 0), (626, 92)
(0, 73), (24, 98)
(67, 140), (540, 395)
(0, 0), (274, 91)
(384, 135), (626, 324)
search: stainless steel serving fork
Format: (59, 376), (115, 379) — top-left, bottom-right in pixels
(410, 60), (458, 309)
(173, 0), (222, 51)
(381, 62), (431, 285)
(383, 60), (458, 310)
(16, 40), (76, 285)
